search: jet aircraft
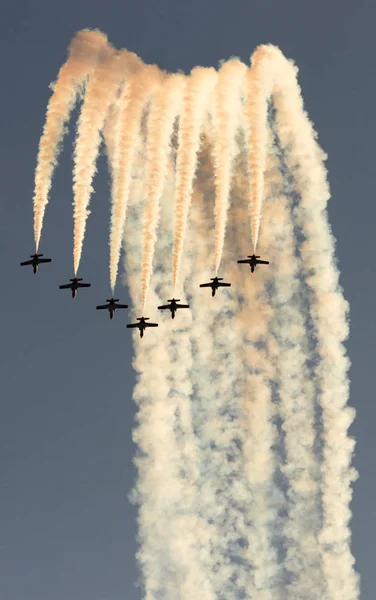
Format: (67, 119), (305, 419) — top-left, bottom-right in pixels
(158, 298), (189, 319)
(59, 277), (91, 298)
(127, 317), (158, 338)
(20, 253), (51, 274)
(199, 277), (231, 297)
(96, 298), (129, 320)
(237, 254), (269, 273)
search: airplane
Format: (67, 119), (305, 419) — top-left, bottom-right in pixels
(237, 254), (269, 273)
(20, 253), (51, 274)
(127, 317), (158, 338)
(96, 297), (129, 320)
(158, 298), (189, 319)
(199, 277), (231, 297)
(59, 277), (91, 298)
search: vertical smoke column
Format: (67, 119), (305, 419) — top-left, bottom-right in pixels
(210, 59), (247, 273)
(123, 148), (215, 599)
(234, 148), (281, 599)
(244, 46), (275, 252)
(271, 46), (359, 600)
(72, 47), (131, 274)
(262, 133), (325, 599)
(33, 29), (108, 252)
(141, 73), (186, 310)
(109, 65), (162, 293)
(172, 67), (217, 287)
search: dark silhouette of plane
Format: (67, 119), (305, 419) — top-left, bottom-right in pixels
(200, 277), (231, 297)
(127, 317), (158, 338)
(96, 298), (128, 320)
(237, 254), (269, 273)
(20, 253), (51, 274)
(158, 298), (189, 319)
(59, 277), (91, 298)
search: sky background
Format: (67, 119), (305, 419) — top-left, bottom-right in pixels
(0, 1), (374, 598)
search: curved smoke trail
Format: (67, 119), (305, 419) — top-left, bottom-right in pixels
(244, 46), (275, 252)
(210, 59), (247, 273)
(72, 46), (128, 274)
(33, 29), (108, 252)
(270, 47), (359, 599)
(172, 67), (217, 287)
(141, 73), (186, 310)
(109, 65), (162, 293)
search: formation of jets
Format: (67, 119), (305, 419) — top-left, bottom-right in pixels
(20, 250), (269, 338)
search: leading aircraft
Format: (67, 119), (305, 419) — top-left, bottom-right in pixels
(127, 317), (158, 338)
(96, 298), (129, 320)
(199, 277), (231, 297)
(237, 254), (269, 273)
(59, 277), (91, 298)
(20, 253), (51, 274)
(158, 298), (189, 319)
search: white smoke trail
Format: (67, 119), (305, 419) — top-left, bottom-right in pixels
(141, 73), (186, 310)
(33, 29), (108, 252)
(72, 46), (132, 274)
(210, 59), (247, 273)
(124, 149), (216, 599)
(231, 149), (281, 599)
(172, 67), (217, 287)
(109, 65), (162, 293)
(261, 133), (325, 598)
(270, 46), (359, 599)
(244, 48), (275, 252)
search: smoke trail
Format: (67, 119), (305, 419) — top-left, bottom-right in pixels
(172, 67), (217, 287)
(141, 73), (186, 310)
(33, 29), (108, 251)
(270, 46), (359, 599)
(244, 47), (275, 252)
(261, 132), (324, 598)
(72, 46), (134, 274)
(231, 147), (282, 599)
(210, 59), (247, 273)
(109, 65), (163, 293)
(124, 150), (216, 599)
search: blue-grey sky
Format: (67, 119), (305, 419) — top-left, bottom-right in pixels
(1, 1), (374, 599)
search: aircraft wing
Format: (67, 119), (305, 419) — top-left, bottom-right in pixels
(158, 304), (170, 310)
(39, 258), (51, 263)
(114, 303), (128, 309)
(218, 282), (231, 287)
(59, 283), (72, 289)
(145, 322), (158, 328)
(256, 260), (269, 264)
(175, 303), (190, 308)
(20, 259), (33, 266)
(199, 283), (212, 288)
(96, 304), (109, 310)
(77, 283), (91, 288)
(237, 259), (251, 264)
(127, 323), (140, 329)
